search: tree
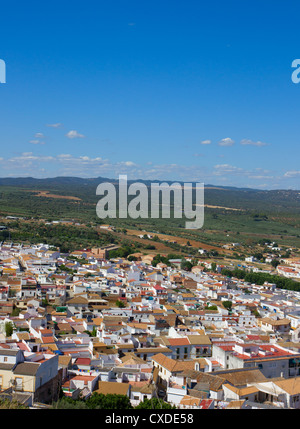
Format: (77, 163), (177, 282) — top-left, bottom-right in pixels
(181, 260), (193, 271)
(253, 252), (264, 261)
(90, 326), (97, 337)
(0, 399), (28, 409)
(116, 300), (126, 308)
(152, 254), (170, 267)
(52, 397), (88, 409)
(11, 306), (21, 317)
(271, 259), (280, 268)
(135, 398), (175, 409)
(223, 300), (232, 311)
(53, 393), (133, 409)
(205, 305), (218, 311)
(41, 298), (49, 307)
(85, 393), (133, 409)
(5, 321), (14, 337)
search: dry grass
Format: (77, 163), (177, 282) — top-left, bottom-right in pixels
(26, 190), (81, 201)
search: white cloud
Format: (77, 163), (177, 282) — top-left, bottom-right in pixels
(56, 154), (107, 165)
(30, 139), (45, 145)
(29, 132), (46, 145)
(200, 139), (211, 145)
(66, 130), (85, 139)
(218, 137), (234, 147)
(34, 132), (45, 138)
(57, 153), (72, 158)
(46, 123), (63, 128)
(0, 150), (297, 189)
(240, 139), (268, 147)
(1, 153), (110, 177)
(284, 170), (300, 178)
(120, 161), (137, 167)
(213, 163), (245, 175)
(248, 175), (274, 180)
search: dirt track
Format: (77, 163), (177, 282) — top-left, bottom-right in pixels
(27, 190), (81, 201)
(125, 229), (228, 254)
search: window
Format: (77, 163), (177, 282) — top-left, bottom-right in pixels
(184, 347), (188, 359)
(15, 378), (23, 391)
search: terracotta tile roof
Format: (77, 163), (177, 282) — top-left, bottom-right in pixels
(152, 353), (205, 373)
(75, 358), (91, 366)
(217, 369), (267, 386)
(226, 400), (246, 409)
(13, 362), (40, 376)
(223, 383), (259, 397)
(194, 372), (225, 392)
(261, 317), (291, 326)
(67, 296), (89, 305)
(168, 338), (190, 346)
(273, 377), (300, 395)
(58, 355), (72, 367)
(180, 395), (202, 406)
(187, 335), (211, 345)
(96, 381), (130, 396)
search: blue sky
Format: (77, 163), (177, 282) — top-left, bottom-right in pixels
(0, 0), (300, 189)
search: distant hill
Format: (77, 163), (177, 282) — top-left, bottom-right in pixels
(0, 176), (299, 214)
(1, 176), (300, 250)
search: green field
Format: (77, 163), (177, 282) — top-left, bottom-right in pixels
(0, 177), (299, 253)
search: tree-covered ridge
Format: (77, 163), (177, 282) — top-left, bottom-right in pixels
(221, 267), (300, 292)
(52, 392), (174, 409)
